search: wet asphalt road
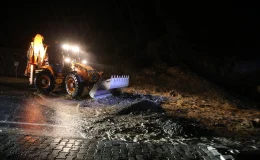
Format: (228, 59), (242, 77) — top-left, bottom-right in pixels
(0, 77), (82, 138)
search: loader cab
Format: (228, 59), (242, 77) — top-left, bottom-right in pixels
(63, 49), (81, 62)
(46, 44), (71, 75)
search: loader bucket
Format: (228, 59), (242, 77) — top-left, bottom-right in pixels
(89, 75), (129, 99)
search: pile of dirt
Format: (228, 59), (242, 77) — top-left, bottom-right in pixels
(76, 93), (260, 150)
(121, 65), (260, 140)
(76, 65), (260, 142)
(77, 93), (166, 116)
(76, 94), (213, 143)
(114, 100), (164, 115)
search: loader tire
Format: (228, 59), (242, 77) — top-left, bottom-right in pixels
(65, 73), (84, 98)
(35, 71), (55, 94)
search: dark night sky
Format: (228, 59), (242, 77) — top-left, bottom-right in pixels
(0, 2), (259, 58)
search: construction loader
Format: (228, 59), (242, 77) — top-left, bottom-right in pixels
(24, 34), (129, 98)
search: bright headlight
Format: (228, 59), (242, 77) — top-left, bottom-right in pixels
(62, 44), (70, 50)
(64, 57), (71, 63)
(81, 60), (87, 64)
(72, 46), (79, 52)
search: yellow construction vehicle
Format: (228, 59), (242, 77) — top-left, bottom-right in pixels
(24, 34), (129, 98)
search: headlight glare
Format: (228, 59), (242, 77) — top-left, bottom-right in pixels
(62, 44), (70, 50)
(72, 46), (79, 52)
(82, 60), (87, 64)
(64, 57), (71, 63)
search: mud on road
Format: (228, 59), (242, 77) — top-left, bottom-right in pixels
(74, 93), (260, 153)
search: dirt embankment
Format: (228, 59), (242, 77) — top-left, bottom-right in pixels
(122, 65), (260, 139)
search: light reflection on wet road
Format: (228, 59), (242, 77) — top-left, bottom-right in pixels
(0, 94), (81, 138)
